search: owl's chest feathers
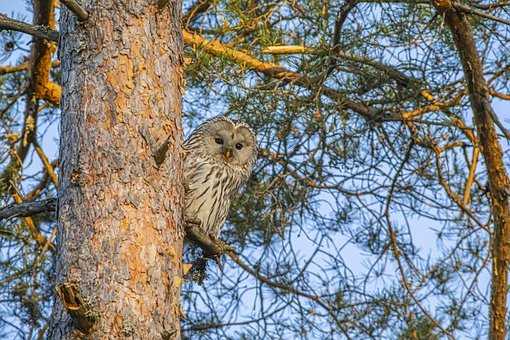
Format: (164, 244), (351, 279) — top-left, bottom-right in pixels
(184, 156), (245, 234)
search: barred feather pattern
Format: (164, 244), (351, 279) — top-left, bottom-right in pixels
(183, 116), (257, 237)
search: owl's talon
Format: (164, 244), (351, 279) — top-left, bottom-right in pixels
(215, 238), (234, 253)
(207, 235), (234, 254)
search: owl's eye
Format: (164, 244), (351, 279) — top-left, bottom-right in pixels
(235, 143), (243, 150)
(215, 137), (224, 145)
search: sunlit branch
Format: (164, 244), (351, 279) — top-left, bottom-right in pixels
(261, 45), (314, 54)
(262, 44), (418, 87)
(0, 60), (60, 76)
(185, 30), (477, 126)
(398, 91), (465, 120)
(183, 30), (377, 120)
(490, 89), (510, 100)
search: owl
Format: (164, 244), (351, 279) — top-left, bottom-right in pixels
(183, 116), (257, 239)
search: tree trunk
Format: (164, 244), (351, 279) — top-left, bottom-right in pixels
(433, 2), (510, 339)
(49, 1), (184, 338)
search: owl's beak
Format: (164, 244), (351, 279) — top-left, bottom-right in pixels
(222, 148), (234, 162)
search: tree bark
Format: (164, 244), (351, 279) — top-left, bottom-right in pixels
(49, 1), (184, 338)
(433, 1), (510, 339)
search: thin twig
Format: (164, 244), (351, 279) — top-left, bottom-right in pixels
(183, 0), (215, 27)
(463, 147), (479, 206)
(185, 223), (355, 339)
(384, 141), (455, 340)
(33, 140), (58, 185)
(487, 105), (510, 139)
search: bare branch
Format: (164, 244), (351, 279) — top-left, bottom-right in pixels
(0, 198), (56, 221)
(60, 0), (89, 21)
(0, 13), (59, 42)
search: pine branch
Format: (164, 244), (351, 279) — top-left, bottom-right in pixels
(183, 30), (377, 120)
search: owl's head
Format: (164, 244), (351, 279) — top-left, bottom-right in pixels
(194, 116), (257, 169)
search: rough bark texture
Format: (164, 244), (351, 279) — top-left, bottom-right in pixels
(49, 1), (184, 338)
(434, 1), (510, 339)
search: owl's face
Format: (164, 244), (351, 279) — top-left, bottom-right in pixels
(201, 118), (257, 168)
